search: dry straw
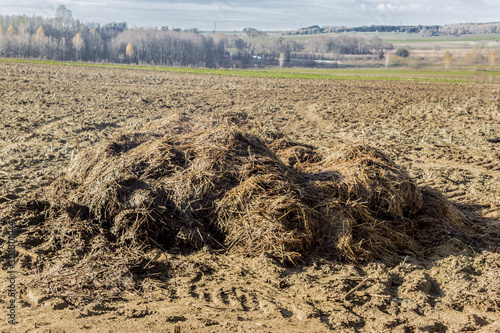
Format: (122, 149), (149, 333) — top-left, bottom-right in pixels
(13, 113), (474, 303)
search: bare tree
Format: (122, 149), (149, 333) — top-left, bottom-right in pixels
(72, 32), (84, 60)
(489, 51), (496, 67)
(279, 53), (285, 68)
(443, 51), (452, 69)
(55, 5), (73, 31)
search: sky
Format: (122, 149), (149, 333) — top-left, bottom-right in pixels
(1, 0), (500, 31)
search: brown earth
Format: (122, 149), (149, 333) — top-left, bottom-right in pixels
(0, 62), (499, 332)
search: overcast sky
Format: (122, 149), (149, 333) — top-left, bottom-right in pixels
(1, 0), (500, 31)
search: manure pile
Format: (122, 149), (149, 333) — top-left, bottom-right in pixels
(12, 114), (471, 300)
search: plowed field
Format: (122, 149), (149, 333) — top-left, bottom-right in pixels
(1, 62), (499, 332)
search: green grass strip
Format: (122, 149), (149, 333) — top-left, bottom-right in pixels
(1, 58), (499, 84)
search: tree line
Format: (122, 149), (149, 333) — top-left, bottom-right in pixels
(304, 35), (392, 57)
(439, 22), (500, 36)
(0, 6), (226, 67)
(0, 6), (394, 68)
(286, 22), (500, 36)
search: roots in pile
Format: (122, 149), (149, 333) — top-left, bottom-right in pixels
(10, 114), (472, 301)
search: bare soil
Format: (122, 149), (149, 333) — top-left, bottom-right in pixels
(0, 62), (499, 332)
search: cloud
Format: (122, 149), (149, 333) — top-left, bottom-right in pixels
(0, 0), (499, 30)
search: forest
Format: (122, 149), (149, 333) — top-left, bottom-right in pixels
(0, 7), (391, 68)
(1, 6), (497, 69)
(0, 6), (226, 67)
(0, 6), (392, 68)
(286, 22), (500, 36)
